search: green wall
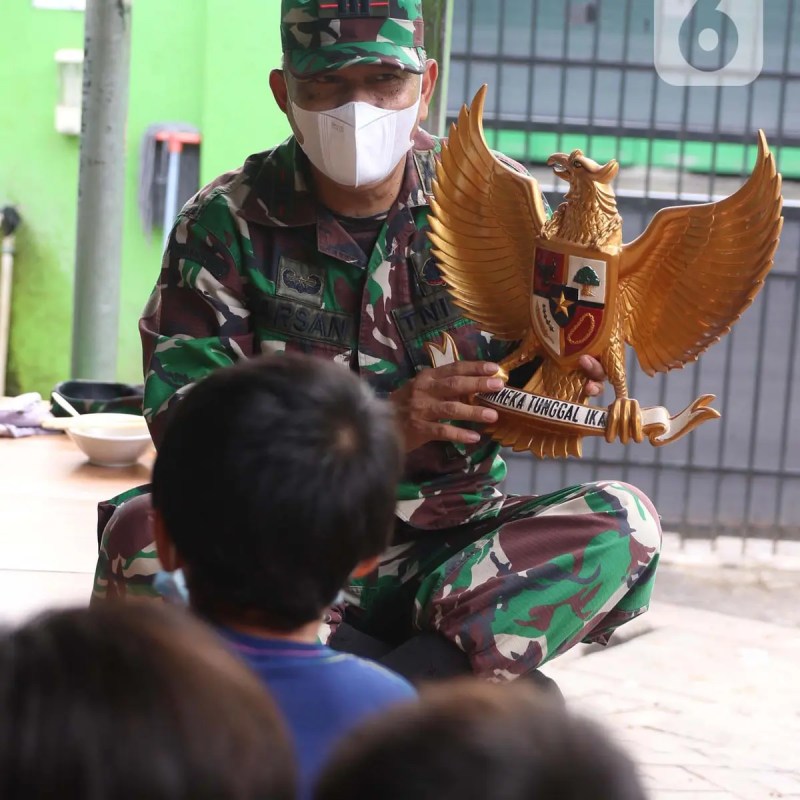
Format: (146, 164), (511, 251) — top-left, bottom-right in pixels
(201, 0), (290, 184)
(1, 0), (290, 395)
(0, 3), (83, 395)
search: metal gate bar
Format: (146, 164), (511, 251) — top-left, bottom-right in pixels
(447, 0), (800, 544)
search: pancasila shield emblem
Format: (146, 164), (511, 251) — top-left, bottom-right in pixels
(531, 241), (618, 366)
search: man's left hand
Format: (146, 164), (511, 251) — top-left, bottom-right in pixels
(578, 355), (606, 398)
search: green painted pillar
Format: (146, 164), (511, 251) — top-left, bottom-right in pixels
(422, 0), (454, 137)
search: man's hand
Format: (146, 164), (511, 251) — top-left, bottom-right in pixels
(579, 355), (606, 398)
(390, 362), (505, 453)
(391, 356), (607, 454)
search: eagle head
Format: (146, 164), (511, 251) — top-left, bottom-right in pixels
(547, 150), (619, 187)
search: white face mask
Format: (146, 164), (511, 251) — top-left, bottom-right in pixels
(290, 83), (422, 188)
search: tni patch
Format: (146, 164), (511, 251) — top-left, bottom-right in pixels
(393, 291), (462, 343)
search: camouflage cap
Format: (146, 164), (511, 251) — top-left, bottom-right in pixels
(281, 0), (426, 77)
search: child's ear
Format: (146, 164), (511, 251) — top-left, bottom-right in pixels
(152, 510), (183, 573)
(350, 555), (380, 579)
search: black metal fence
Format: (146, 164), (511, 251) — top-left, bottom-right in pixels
(447, 0), (800, 544)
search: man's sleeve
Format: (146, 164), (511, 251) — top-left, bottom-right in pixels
(140, 208), (255, 446)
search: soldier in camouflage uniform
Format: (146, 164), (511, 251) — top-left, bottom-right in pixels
(92, 0), (661, 682)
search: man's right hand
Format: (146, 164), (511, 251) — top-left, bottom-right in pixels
(390, 362), (506, 453)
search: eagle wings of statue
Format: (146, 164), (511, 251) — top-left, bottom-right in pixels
(428, 86), (784, 458)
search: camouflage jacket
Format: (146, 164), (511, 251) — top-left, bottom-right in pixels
(141, 130), (526, 530)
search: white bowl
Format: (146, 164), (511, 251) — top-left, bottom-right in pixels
(65, 413), (152, 467)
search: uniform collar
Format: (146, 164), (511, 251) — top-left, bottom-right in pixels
(238, 130), (439, 231)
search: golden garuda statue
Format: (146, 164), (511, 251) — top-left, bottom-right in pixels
(428, 86), (784, 458)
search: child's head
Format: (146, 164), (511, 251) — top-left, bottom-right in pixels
(152, 354), (402, 631)
(0, 603), (295, 800)
(315, 679), (649, 800)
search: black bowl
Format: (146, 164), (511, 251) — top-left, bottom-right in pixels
(51, 380), (144, 417)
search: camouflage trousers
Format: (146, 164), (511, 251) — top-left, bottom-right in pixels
(92, 480), (661, 682)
